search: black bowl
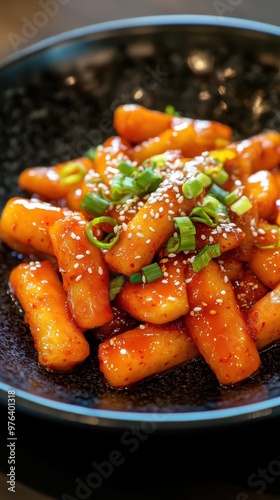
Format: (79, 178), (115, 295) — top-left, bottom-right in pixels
(1, 15), (280, 430)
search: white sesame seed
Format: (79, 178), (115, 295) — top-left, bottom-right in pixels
(75, 274), (82, 282)
(98, 266), (103, 275)
(76, 254), (84, 260)
(88, 267), (93, 274)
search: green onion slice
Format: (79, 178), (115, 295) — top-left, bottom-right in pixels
(224, 190), (240, 206)
(85, 146), (99, 161)
(60, 161), (87, 185)
(196, 172), (212, 188)
(86, 216), (120, 249)
(202, 194), (229, 218)
(207, 183), (229, 203)
(166, 236), (181, 253)
(80, 192), (110, 216)
(117, 161), (137, 176)
(143, 153), (167, 169)
(211, 168), (229, 186)
(192, 244), (221, 272)
(229, 195), (253, 216)
(167, 217), (197, 253)
(130, 262), (164, 284)
(190, 206), (219, 228)
(109, 275), (125, 301)
(182, 179), (204, 199)
(164, 104), (181, 116)
(130, 272), (143, 285)
(142, 262), (164, 283)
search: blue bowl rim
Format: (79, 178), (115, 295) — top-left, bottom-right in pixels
(1, 14), (280, 70)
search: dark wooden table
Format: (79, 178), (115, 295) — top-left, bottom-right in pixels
(0, 0), (280, 60)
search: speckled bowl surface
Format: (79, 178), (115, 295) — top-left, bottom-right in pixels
(1, 15), (280, 429)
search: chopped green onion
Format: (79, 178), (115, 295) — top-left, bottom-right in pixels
(182, 179), (204, 199)
(211, 169), (229, 186)
(165, 104), (180, 116)
(110, 173), (124, 200)
(224, 191), (240, 205)
(143, 153), (166, 168)
(134, 167), (162, 194)
(109, 161), (163, 202)
(80, 192), (110, 216)
(190, 206), (219, 227)
(192, 244), (221, 272)
(122, 176), (136, 193)
(109, 275), (125, 301)
(118, 161), (136, 176)
(130, 262), (163, 284)
(60, 161), (87, 185)
(167, 217), (197, 253)
(202, 194), (229, 218)
(142, 262), (164, 283)
(208, 183), (229, 203)
(135, 168), (156, 189)
(196, 172), (212, 187)
(85, 146), (99, 161)
(86, 216), (120, 249)
(230, 195), (253, 215)
(130, 272), (143, 285)
(166, 236), (181, 253)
